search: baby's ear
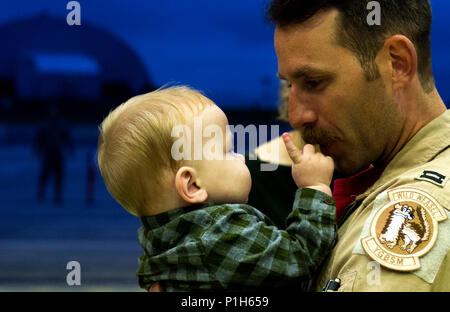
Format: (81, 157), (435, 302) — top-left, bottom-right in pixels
(174, 166), (208, 204)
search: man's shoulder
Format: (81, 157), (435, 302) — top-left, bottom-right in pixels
(329, 158), (450, 290)
(390, 148), (450, 211)
(355, 154), (450, 286)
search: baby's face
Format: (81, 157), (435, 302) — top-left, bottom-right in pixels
(187, 105), (252, 204)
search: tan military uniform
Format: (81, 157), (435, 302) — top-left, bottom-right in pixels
(314, 110), (450, 291)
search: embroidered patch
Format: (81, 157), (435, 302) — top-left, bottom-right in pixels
(415, 170), (449, 188)
(361, 187), (447, 271)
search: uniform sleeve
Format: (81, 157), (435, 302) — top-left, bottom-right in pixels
(201, 188), (337, 289)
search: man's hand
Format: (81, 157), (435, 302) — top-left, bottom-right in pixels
(282, 132), (334, 196)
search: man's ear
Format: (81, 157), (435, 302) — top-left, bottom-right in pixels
(385, 35), (418, 91)
(174, 166), (208, 204)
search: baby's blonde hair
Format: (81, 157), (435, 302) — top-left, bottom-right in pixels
(97, 86), (214, 216)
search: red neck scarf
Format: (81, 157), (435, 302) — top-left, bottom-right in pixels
(332, 166), (384, 220)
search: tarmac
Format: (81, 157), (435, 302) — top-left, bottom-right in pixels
(0, 144), (144, 291)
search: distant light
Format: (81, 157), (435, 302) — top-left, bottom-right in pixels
(32, 53), (100, 75)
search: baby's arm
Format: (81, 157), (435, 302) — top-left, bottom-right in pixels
(200, 195), (336, 289)
(282, 132), (334, 196)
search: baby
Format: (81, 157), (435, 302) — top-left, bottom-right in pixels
(97, 86), (336, 291)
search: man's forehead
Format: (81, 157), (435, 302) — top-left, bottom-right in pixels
(274, 9), (340, 79)
(275, 43), (338, 81)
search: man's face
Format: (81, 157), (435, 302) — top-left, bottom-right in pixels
(274, 8), (399, 175)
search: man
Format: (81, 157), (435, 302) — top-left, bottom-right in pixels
(33, 104), (73, 204)
(269, 0), (449, 291)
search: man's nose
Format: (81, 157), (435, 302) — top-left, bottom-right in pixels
(288, 93), (317, 129)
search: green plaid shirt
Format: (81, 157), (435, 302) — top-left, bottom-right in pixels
(136, 188), (337, 291)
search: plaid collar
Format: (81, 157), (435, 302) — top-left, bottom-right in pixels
(140, 203), (209, 230)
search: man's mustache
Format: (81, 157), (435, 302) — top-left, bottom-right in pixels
(301, 126), (337, 145)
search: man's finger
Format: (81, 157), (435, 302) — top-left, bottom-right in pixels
(282, 132), (302, 164)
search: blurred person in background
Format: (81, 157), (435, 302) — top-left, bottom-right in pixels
(85, 150), (97, 206)
(33, 104), (74, 204)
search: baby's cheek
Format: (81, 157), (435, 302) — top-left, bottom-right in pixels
(243, 168), (252, 193)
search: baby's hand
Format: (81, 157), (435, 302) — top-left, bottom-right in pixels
(282, 132), (334, 196)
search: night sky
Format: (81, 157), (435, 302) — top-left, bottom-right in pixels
(0, 0), (449, 109)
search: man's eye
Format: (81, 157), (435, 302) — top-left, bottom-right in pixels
(304, 79), (323, 90)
